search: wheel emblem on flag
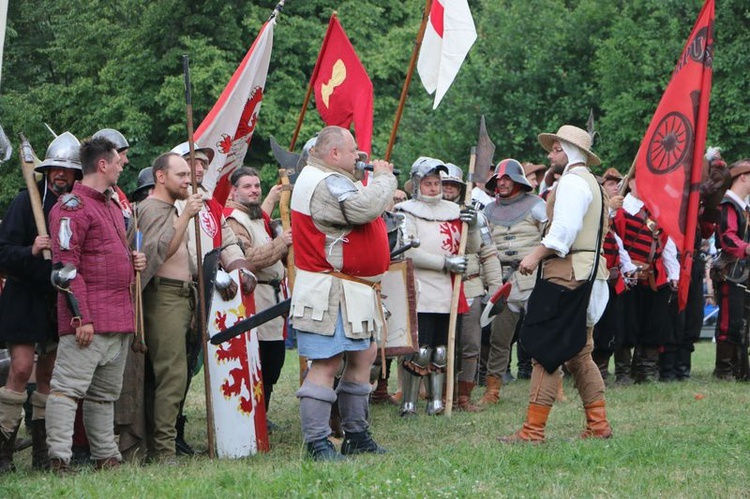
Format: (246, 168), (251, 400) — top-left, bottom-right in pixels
(646, 111), (693, 175)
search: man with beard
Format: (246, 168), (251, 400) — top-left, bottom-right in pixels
(479, 159), (546, 404)
(224, 167), (291, 423)
(46, 137), (146, 472)
(136, 152), (203, 463)
(93, 129), (134, 228)
(0, 133), (81, 472)
(500, 125), (611, 443)
(169, 142), (253, 455)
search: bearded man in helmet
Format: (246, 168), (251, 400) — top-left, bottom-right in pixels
(0, 132), (82, 472)
(480, 159), (547, 404)
(394, 157), (480, 417)
(440, 164), (503, 411)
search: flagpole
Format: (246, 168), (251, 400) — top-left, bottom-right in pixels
(183, 55), (216, 460)
(384, 0), (432, 162)
(289, 11), (337, 151)
(445, 146), (476, 417)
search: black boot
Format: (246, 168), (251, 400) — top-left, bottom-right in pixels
(341, 430), (387, 455)
(306, 438), (345, 461)
(659, 350), (677, 382)
(30, 419), (49, 470)
(175, 415), (195, 456)
(0, 426), (19, 473)
(713, 341), (736, 381)
(613, 347), (634, 386)
(675, 346), (692, 380)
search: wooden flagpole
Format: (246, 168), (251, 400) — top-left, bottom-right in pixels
(384, 0), (432, 162)
(445, 146), (476, 417)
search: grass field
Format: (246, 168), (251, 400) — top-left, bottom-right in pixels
(2, 341), (749, 498)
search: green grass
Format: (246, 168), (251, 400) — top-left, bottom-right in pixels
(2, 342), (749, 498)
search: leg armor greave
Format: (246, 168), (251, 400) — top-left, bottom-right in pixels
(427, 346), (447, 416)
(400, 347), (431, 417)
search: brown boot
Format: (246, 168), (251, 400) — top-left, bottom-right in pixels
(30, 419), (50, 471)
(49, 458), (75, 475)
(370, 377), (398, 405)
(0, 426), (19, 473)
(95, 457), (122, 470)
(498, 403), (550, 443)
(477, 375), (502, 405)
(456, 381), (483, 413)
(581, 400), (613, 439)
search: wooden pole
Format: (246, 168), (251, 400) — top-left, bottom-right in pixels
(384, 0), (432, 162)
(445, 147), (476, 417)
(183, 55), (216, 459)
(18, 134), (50, 260)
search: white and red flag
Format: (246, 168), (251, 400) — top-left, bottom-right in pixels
(417, 0), (477, 109)
(196, 17), (275, 205)
(634, 0), (715, 309)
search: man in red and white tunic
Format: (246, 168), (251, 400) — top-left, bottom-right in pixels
(290, 126), (396, 461)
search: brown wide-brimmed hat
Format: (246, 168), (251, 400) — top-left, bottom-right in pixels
(602, 167), (623, 182)
(523, 163), (546, 177)
(729, 160), (750, 178)
(538, 125), (601, 166)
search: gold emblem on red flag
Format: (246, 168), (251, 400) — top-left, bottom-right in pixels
(321, 59), (346, 108)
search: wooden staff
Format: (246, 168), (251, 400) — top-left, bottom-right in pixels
(445, 147), (476, 417)
(183, 54), (216, 459)
(619, 157), (637, 196)
(18, 134), (50, 260)
(384, 0), (433, 162)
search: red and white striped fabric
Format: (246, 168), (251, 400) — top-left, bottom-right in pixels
(417, 0), (477, 109)
(196, 18), (275, 205)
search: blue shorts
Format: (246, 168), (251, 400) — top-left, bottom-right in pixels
(295, 309), (371, 360)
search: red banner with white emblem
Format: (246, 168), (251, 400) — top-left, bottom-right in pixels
(634, 0), (714, 309)
(311, 14), (373, 158)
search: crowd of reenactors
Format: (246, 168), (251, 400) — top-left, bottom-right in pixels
(0, 122), (746, 468)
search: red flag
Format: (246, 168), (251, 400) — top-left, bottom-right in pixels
(311, 14), (373, 158)
(196, 17), (275, 205)
(634, 0), (714, 309)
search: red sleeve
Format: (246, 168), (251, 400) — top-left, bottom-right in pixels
(719, 204), (749, 259)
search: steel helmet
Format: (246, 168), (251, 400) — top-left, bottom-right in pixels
(93, 128), (130, 152)
(130, 167), (155, 202)
(408, 156), (448, 198)
(170, 141), (215, 165)
(35, 131), (83, 178)
(485, 158), (532, 192)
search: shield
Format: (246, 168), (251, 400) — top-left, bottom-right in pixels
(379, 259), (419, 356)
(205, 269), (269, 458)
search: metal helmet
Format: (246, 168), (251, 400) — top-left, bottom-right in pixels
(440, 163), (466, 186)
(130, 167), (155, 202)
(93, 128), (130, 152)
(35, 131), (83, 177)
(484, 158), (532, 192)
(170, 141), (215, 165)
(297, 135), (318, 171)
(408, 156), (448, 198)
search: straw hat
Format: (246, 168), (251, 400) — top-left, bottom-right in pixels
(538, 125), (600, 166)
(602, 167), (623, 182)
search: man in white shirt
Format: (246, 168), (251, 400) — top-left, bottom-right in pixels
(499, 125), (612, 443)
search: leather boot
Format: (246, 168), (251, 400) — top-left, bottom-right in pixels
(580, 400), (613, 439)
(613, 347), (634, 386)
(713, 341), (736, 381)
(341, 430), (387, 455)
(370, 376), (397, 405)
(456, 381), (483, 413)
(174, 415), (195, 456)
(659, 350), (677, 382)
(675, 346), (692, 380)
(0, 426), (19, 473)
(31, 419), (50, 470)
(498, 403), (550, 443)
(634, 346), (659, 383)
(592, 351), (611, 380)
(477, 375), (502, 405)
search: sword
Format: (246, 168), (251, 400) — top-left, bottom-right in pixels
(210, 239), (420, 345)
(209, 298), (290, 345)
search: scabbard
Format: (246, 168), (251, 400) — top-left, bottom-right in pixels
(209, 298), (291, 345)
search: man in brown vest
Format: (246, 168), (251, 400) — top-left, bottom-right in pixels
(499, 125), (612, 443)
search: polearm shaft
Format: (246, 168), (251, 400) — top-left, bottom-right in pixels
(19, 134), (51, 260)
(384, 0), (432, 162)
(183, 54), (216, 459)
(445, 146), (476, 417)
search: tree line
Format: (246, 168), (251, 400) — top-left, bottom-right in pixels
(1, 0), (748, 214)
